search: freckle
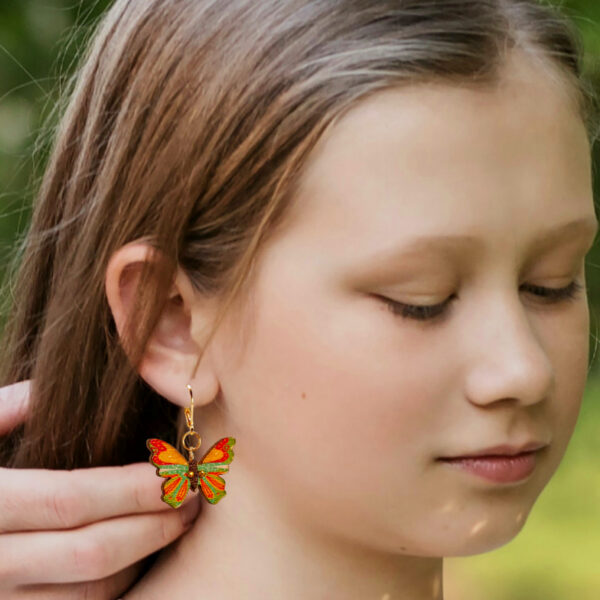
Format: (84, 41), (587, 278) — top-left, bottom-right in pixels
(400, 546), (407, 550)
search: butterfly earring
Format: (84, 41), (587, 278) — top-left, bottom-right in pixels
(146, 384), (236, 508)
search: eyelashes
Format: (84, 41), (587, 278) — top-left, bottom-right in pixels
(524, 280), (583, 301)
(379, 280), (584, 323)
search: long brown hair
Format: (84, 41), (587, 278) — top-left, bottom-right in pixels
(1, 0), (596, 469)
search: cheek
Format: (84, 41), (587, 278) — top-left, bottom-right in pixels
(216, 272), (442, 540)
(542, 303), (589, 468)
(214, 256), (592, 555)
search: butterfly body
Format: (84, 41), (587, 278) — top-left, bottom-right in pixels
(146, 437), (236, 508)
(187, 457), (199, 492)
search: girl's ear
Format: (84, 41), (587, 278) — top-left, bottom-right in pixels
(104, 241), (220, 408)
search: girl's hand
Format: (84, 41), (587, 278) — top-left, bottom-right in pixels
(0, 379), (201, 599)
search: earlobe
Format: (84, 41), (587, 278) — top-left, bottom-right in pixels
(104, 241), (220, 407)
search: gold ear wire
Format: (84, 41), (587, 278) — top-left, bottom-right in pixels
(184, 384), (194, 430)
(182, 384), (201, 459)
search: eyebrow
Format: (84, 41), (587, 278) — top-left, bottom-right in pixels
(368, 216), (599, 263)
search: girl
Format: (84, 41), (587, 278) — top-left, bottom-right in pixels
(1, 0), (597, 598)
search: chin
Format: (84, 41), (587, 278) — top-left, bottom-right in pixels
(384, 501), (537, 558)
(440, 508), (535, 557)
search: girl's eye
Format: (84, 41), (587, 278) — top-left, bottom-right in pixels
(522, 280), (584, 302)
(378, 280), (585, 322)
(378, 294), (455, 323)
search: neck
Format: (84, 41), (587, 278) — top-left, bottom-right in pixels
(125, 460), (444, 599)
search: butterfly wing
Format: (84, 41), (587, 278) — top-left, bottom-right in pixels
(146, 438), (191, 509)
(197, 437), (236, 505)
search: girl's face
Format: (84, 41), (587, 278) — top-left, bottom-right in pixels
(202, 51), (597, 556)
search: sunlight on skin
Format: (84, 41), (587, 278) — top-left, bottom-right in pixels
(440, 500), (458, 514)
(431, 485), (530, 546)
(470, 519), (490, 536)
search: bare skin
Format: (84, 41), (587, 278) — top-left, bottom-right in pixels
(106, 50), (597, 599)
(0, 380), (202, 599)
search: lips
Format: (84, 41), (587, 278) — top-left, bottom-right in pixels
(436, 441), (550, 484)
(438, 440), (549, 460)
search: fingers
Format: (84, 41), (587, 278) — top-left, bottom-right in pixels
(0, 461), (199, 533)
(0, 380), (31, 435)
(9, 560), (144, 599)
(0, 498), (201, 587)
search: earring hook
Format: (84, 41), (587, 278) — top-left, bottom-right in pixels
(182, 383), (201, 454)
(184, 384), (194, 430)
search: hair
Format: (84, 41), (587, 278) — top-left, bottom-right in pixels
(0, 0), (597, 469)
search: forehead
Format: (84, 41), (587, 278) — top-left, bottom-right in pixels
(283, 51), (594, 260)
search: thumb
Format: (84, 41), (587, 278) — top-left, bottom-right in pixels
(0, 379), (31, 435)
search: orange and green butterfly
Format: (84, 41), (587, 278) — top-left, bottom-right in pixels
(146, 437), (236, 508)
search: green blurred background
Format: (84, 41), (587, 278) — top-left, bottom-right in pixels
(0, 1), (598, 598)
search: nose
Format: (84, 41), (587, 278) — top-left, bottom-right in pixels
(462, 293), (555, 408)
